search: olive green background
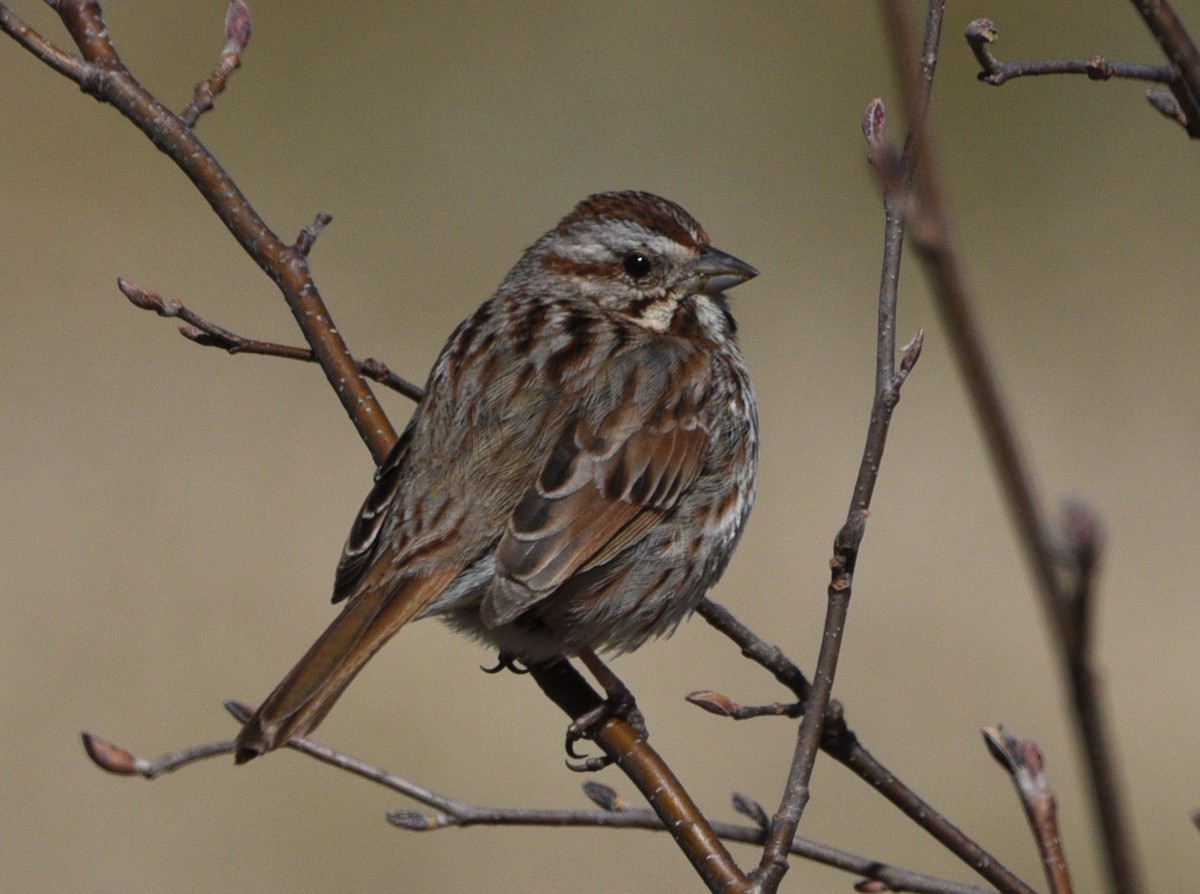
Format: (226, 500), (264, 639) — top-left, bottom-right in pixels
(3, 3), (1198, 892)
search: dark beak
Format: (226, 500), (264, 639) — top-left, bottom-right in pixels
(685, 245), (759, 296)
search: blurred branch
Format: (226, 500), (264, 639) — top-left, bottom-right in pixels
(984, 728), (1074, 894)
(887, 4), (1146, 894)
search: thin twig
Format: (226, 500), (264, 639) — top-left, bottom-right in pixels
(178, 0), (251, 127)
(964, 11), (1200, 138)
(695, 599), (812, 699)
(81, 730), (234, 778)
(0, 5), (86, 79)
(965, 19), (1175, 87)
(395, 796), (996, 894)
(117, 277), (425, 400)
(752, 7), (937, 893)
(686, 691), (802, 720)
(984, 728), (1074, 894)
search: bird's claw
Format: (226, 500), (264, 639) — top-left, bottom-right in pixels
(480, 652), (529, 675)
(562, 688), (647, 772)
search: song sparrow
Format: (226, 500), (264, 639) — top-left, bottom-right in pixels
(235, 190), (759, 762)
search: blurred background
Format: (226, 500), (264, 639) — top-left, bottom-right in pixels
(2, 2), (1198, 892)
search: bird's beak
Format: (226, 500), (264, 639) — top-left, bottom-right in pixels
(684, 245), (759, 296)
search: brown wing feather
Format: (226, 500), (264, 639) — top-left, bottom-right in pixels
(481, 401), (710, 628)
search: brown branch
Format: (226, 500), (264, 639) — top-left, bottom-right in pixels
(528, 661), (751, 894)
(0, 5), (85, 78)
(888, 5), (1147, 894)
(984, 728), (1074, 894)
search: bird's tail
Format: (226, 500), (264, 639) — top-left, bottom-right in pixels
(235, 568), (456, 763)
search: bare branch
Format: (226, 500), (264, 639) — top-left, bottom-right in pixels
(527, 660), (751, 894)
(0, 5), (86, 80)
(894, 4), (1148, 893)
(696, 598), (1034, 894)
(965, 12), (1200, 138)
(53, 0), (121, 66)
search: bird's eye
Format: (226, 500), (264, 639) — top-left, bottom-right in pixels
(622, 252), (654, 280)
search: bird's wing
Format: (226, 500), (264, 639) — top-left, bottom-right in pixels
(482, 359), (711, 628)
(331, 425), (414, 604)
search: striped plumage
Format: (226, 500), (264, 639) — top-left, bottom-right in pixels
(236, 191), (758, 762)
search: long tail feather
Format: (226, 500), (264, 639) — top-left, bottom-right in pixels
(235, 568), (455, 763)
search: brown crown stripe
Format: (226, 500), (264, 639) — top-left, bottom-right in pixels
(557, 191), (708, 250)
